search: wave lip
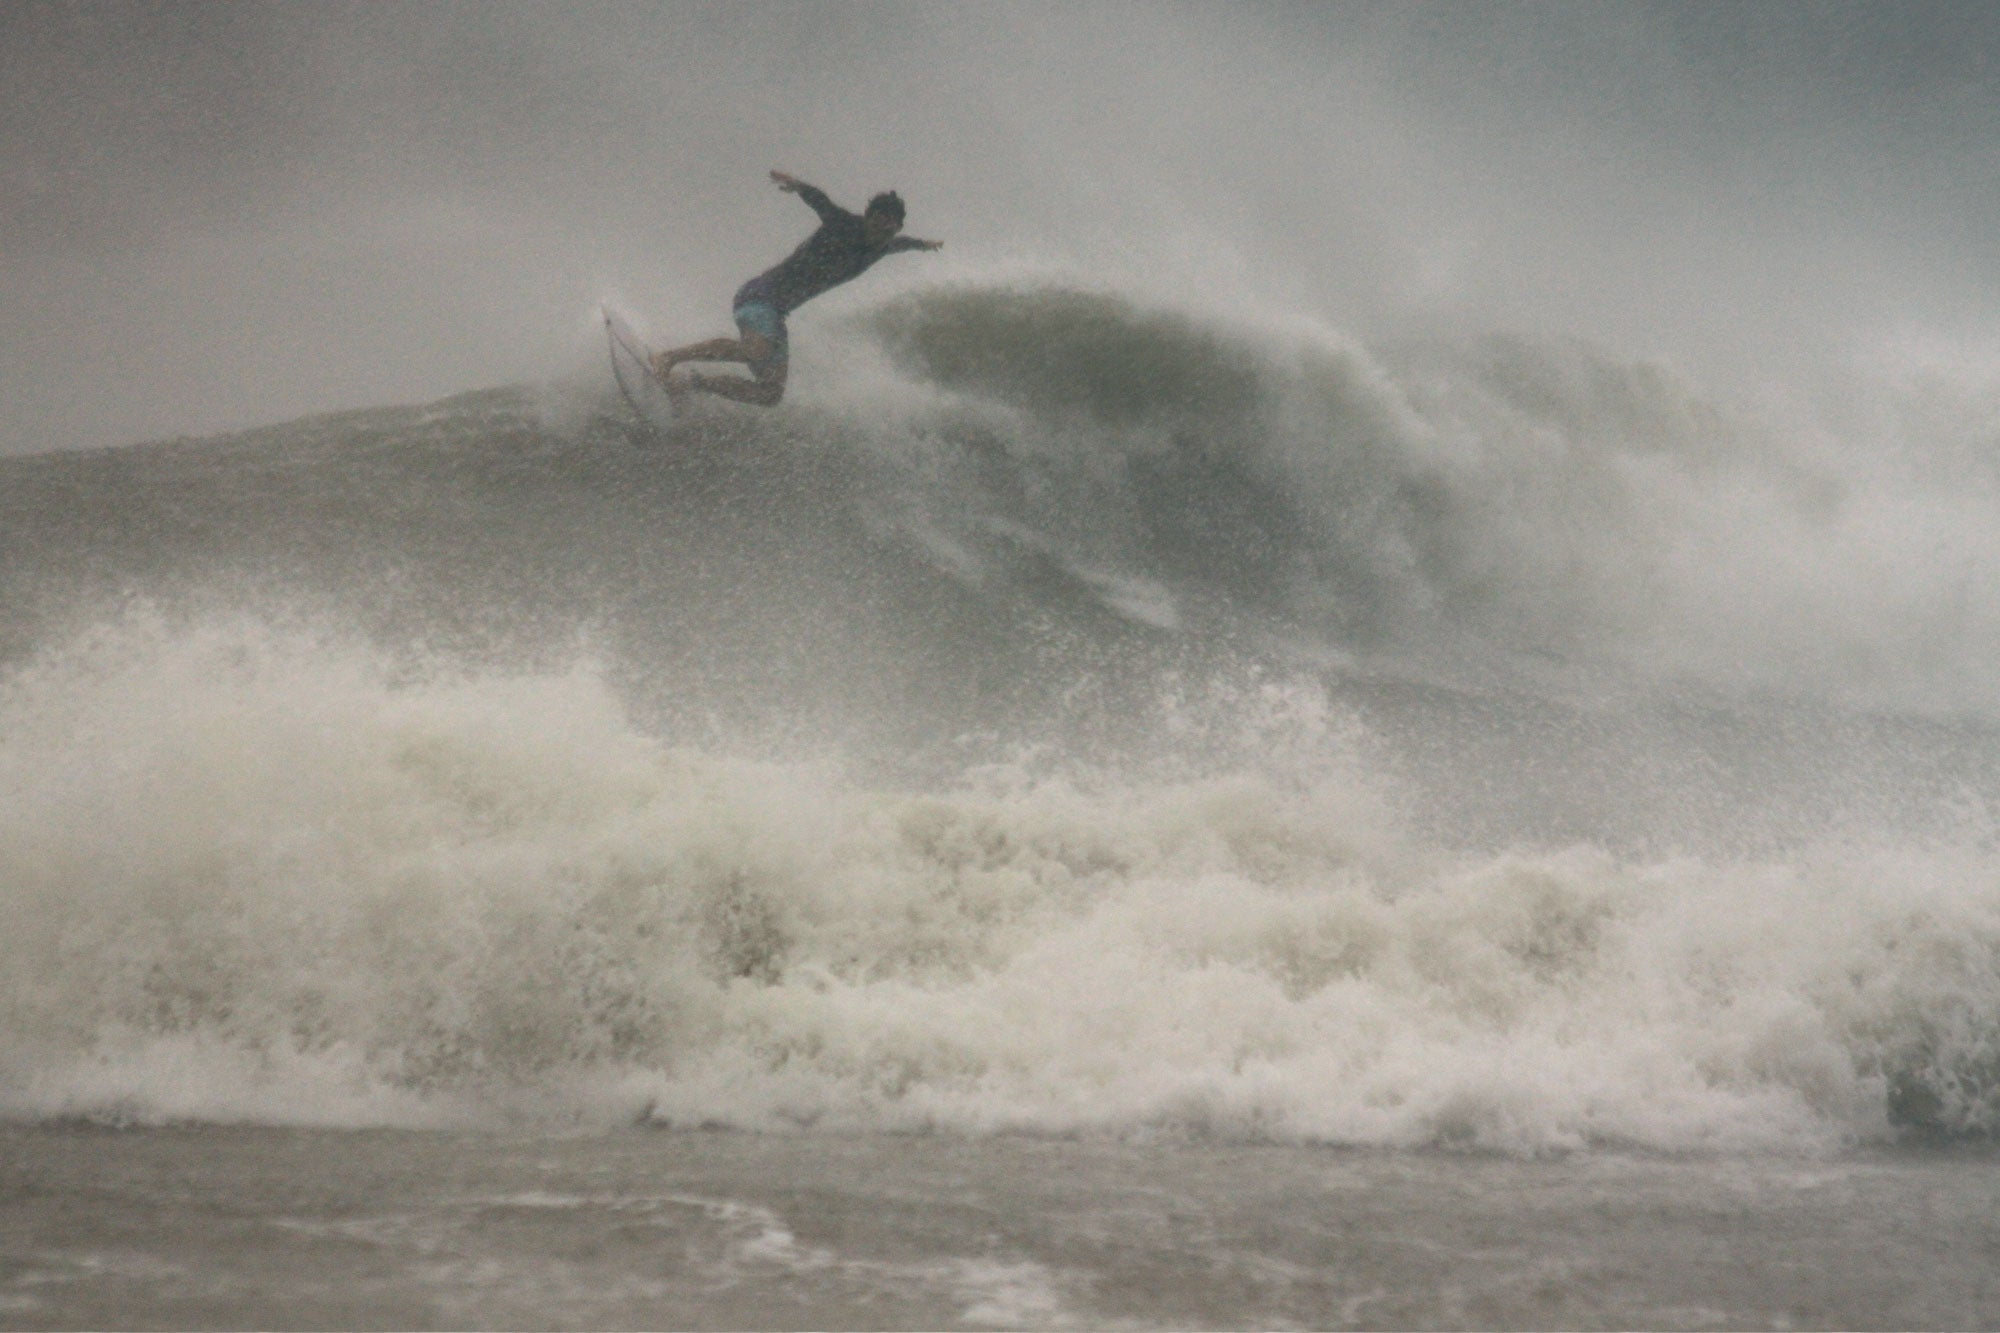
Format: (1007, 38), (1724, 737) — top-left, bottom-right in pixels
(838, 281), (2000, 716)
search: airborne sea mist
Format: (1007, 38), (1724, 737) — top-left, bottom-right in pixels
(4, 2), (1999, 1328)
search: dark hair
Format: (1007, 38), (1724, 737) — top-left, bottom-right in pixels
(865, 191), (905, 224)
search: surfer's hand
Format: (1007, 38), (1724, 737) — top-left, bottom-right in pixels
(770, 170), (800, 191)
(919, 239), (943, 251)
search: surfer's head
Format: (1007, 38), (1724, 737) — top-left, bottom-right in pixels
(864, 191), (905, 243)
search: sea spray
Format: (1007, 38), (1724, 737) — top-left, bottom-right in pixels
(2, 609), (1996, 1149)
(828, 285), (2000, 713)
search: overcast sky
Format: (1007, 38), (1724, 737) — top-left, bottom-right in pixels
(4, 1), (1998, 455)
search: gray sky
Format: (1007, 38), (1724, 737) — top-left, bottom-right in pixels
(4, 1), (1998, 454)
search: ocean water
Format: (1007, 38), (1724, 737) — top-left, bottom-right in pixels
(2, 282), (1998, 1327)
(6, 1126), (1997, 1330)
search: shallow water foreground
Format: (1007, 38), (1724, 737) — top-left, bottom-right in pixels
(1, 1125), (1995, 1330)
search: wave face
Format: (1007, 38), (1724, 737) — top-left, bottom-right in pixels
(844, 285), (2000, 713)
(2, 282), (1997, 1151)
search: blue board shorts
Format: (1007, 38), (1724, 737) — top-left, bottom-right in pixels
(731, 279), (789, 375)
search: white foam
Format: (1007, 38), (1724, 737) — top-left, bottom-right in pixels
(1, 609), (1995, 1151)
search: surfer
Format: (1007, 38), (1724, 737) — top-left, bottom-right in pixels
(652, 170), (942, 406)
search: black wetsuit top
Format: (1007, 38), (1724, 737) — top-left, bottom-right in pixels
(734, 184), (931, 315)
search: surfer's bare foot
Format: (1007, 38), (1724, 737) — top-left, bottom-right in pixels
(650, 350), (677, 379)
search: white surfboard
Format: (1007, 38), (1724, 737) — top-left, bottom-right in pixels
(604, 306), (677, 434)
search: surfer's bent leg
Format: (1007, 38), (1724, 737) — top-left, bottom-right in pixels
(680, 300), (789, 406)
(651, 336), (746, 376)
(691, 359), (787, 406)
(652, 334), (760, 382)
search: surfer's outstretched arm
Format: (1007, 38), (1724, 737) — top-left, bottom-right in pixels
(770, 169), (847, 224)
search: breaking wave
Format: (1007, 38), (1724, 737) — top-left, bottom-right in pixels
(2, 279), (1997, 1151)
(0, 611), (1994, 1152)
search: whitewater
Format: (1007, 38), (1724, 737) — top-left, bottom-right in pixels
(3, 277), (1999, 1327)
(3, 279), (1996, 1153)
